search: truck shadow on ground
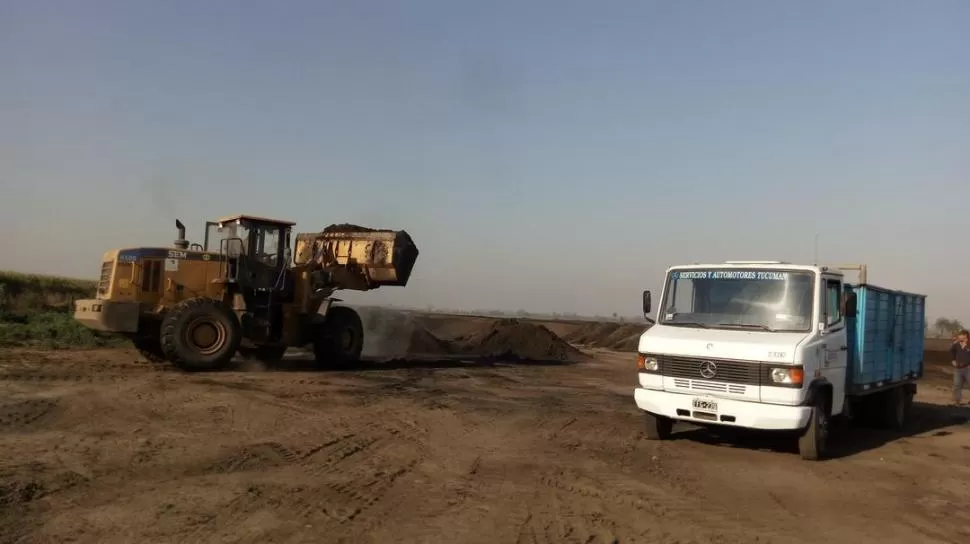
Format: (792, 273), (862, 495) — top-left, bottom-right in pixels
(670, 402), (970, 460)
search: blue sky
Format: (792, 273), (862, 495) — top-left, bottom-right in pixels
(2, 0), (968, 321)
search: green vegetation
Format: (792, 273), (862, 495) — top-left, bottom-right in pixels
(932, 317), (965, 338)
(0, 271), (125, 349)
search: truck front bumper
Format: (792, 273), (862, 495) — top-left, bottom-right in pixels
(73, 299), (140, 334)
(634, 387), (812, 431)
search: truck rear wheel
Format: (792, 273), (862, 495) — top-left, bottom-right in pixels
(160, 298), (242, 372)
(881, 387), (912, 430)
(798, 396), (830, 461)
(313, 306), (364, 368)
(643, 412), (673, 440)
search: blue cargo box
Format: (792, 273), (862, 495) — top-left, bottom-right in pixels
(844, 283), (926, 394)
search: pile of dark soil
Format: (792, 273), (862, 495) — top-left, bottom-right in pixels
(406, 325), (453, 355)
(321, 224), (392, 233)
(457, 319), (587, 362)
(611, 333), (641, 352)
(561, 322), (647, 352)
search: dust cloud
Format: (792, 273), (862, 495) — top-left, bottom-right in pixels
(352, 306), (452, 359)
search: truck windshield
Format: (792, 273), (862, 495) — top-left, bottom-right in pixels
(659, 269), (815, 332)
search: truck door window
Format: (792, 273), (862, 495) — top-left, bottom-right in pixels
(824, 279), (842, 327)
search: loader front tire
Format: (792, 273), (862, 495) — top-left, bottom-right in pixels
(160, 298), (242, 372)
(313, 306), (364, 368)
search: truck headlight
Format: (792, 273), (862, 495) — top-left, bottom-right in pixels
(769, 367), (804, 386)
(637, 354), (660, 373)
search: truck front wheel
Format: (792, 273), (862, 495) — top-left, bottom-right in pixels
(798, 396), (830, 461)
(644, 412), (674, 440)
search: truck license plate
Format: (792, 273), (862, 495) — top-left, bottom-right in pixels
(692, 398), (718, 412)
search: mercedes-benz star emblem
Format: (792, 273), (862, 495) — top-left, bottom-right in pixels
(699, 361), (718, 379)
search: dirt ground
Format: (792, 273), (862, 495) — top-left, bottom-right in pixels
(1, 311), (969, 544)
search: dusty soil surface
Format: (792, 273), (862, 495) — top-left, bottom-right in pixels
(1, 312), (969, 544)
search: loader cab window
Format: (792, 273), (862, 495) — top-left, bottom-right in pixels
(205, 219), (290, 268)
(205, 222), (247, 257)
(250, 224), (284, 268)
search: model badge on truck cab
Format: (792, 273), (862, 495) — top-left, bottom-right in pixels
(633, 261), (925, 461)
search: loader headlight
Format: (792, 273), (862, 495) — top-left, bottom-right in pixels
(637, 354), (660, 373)
(769, 366), (804, 387)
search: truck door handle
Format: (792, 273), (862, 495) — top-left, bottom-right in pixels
(839, 345), (847, 351)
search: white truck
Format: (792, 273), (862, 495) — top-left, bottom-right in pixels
(633, 261), (926, 460)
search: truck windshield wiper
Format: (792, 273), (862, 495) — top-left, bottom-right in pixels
(664, 321), (710, 329)
(717, 322), (777, 332)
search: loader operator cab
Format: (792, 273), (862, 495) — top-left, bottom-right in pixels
(203, 214), (295, 291)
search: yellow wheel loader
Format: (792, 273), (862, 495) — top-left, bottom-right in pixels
(73, 214), (419, 372)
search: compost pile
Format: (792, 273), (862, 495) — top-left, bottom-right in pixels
(562, 322), (646, 352)
(358, 310), (588, 362)
(457, 319), (587, 362)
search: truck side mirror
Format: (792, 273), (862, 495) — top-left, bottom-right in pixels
(642, 290), (652, 316)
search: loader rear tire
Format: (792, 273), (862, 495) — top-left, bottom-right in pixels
(159, 298), (242, 372)
(313, 306), (364, 368)
(131, 335), (166, 364)
(129, 320), (165, 364)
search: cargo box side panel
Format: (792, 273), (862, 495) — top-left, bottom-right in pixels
(892, 290), (904, 382)
(857, 287), (894, 385)
(901, 292), (926, 378)
(853, 285), (926, 390)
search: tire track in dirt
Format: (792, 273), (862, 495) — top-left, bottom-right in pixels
(179, 414), (429, 541)
(0, 398), (61, 431)
(292, 416), (429, 533)
(180, 433), (364, 544)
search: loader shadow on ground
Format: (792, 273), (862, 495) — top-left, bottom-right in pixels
(668, 402), (970, 460)
(226, 353), (581, 373)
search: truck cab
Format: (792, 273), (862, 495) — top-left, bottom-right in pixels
(634, 261), (859, 460)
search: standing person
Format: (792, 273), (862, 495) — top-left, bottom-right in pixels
(951, 330), (970, 405)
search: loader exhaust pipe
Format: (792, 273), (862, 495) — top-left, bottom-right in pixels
(174, 219), (189, 250)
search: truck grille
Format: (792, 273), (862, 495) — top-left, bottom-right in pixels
(672, 379), (748, 395)
(97, 261), (113, 295)
(658, 355), (763, 385)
